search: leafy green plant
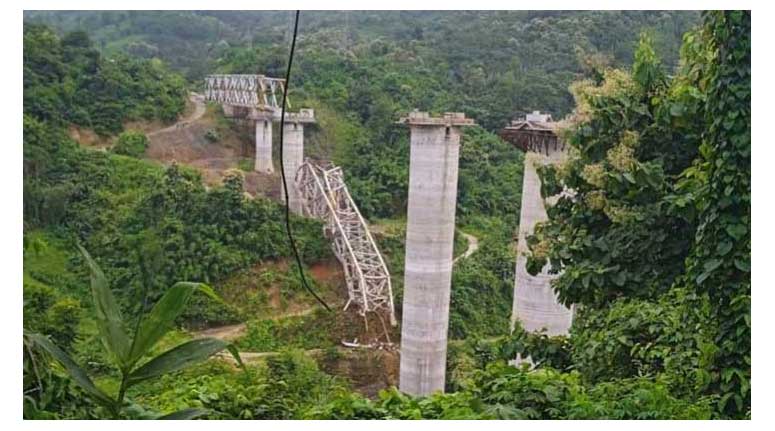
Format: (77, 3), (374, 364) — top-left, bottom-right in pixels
(25, 245), (243, 419)
(521, 14), (750, 418)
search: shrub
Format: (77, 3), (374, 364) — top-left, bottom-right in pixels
(112, 131), (149, 158)
(204, 129), (221, 143)
(23, 281), (82, 351)
(569, 288), (713, 399)
(497, 322), (573, 371)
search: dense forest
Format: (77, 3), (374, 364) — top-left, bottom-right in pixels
(22, 10), (750, 420)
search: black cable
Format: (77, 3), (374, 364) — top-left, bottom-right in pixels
(279, 10), (331, 312)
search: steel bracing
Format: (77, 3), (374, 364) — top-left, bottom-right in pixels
(204, 74), (287, 110)
(296, 160), (397, 326)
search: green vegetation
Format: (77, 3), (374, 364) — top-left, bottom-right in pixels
(449, 221), (515, 339)
(26, 246), (241, 419)
(236, 310), (338, 352)
(23, 25), (186, 136)
(133, 352), (349, 419)
(308, 364), (712, 419)
(111, 130), (149, 157)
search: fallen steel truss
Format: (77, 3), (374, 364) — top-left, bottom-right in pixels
(296, 160), (397, 326)
(204, 74), (287, 110)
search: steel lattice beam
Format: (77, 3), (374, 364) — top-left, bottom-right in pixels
(296, 160), (397, 326)
(204, 74), (287, 111)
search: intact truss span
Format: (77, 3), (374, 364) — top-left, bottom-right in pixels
(204, 74), (287, 111)
(296, 160), (397, 326)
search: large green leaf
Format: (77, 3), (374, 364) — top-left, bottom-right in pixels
(128, 282), (217, 366)
(26, 332), (115, 408)
(126, 338), (239, 386)
(157, 408), (209, 420)
(77, 244), (131, 369)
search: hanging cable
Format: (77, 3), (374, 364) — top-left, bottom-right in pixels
(279, 11), (331, 312)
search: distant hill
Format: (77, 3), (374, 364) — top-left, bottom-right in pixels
(24, 11), (699, 81)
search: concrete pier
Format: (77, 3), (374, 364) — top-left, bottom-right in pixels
(278, 109), (315, 215)
(254, 117), (274, 173)
(281, 121), (305, 215)
(512, 148), (573, 336)
(398, 111), (474, 396)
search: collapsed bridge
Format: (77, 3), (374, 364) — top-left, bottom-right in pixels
(206, 73), (396, 329)
(297, 161), (396, 327)
(205, 73), (570, 397)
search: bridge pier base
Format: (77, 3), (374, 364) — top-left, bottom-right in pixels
(511, 149), (573, 336)
(254, 117), (274, 173)
(398, 112), (474, 396)
(281, 122), (304, 215)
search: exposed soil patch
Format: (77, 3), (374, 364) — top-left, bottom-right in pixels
(68, 126), (112, 149)
(318, 348), (400, 399)
(216, 258), (345, 321)
(309, 260), (343, 284)
(143, 94), (281, 199)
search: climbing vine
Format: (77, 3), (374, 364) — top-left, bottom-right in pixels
(684, 11), (751, 417)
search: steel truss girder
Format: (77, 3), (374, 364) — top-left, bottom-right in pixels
(204, 74), (286, 110)
(296, 160), (397, 326)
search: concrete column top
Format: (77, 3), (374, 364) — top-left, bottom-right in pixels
(283, 108), (316, 124)
(244, 107), (316, 124)
(247, 108), (275, 121)
(398, 111), (476, 127)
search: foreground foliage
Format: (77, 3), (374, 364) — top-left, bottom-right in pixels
(307, 362), (712, 419)
(25, 246), (242, 419)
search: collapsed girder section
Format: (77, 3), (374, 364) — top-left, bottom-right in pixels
(296, 160), (396, 326)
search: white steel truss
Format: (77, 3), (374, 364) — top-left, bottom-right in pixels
(204, 74), (288, 110)
(296, 160), (397, 326)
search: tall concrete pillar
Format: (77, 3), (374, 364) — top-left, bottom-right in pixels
(281, 122), (304, 215)
(254, 117), (274, 173)
(512, 148), (573, 336)
(399, 112), (474, 396)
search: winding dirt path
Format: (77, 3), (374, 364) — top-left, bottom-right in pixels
(148, 92), (206, 137)
(193, 306), (319, 342)
(454, 231), (480, 263)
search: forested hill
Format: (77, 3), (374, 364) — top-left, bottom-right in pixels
(25, 11), (698, 126)
(24, 11), (700, 218)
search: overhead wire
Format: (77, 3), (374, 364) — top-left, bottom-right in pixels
(278, 10), (332, 312)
